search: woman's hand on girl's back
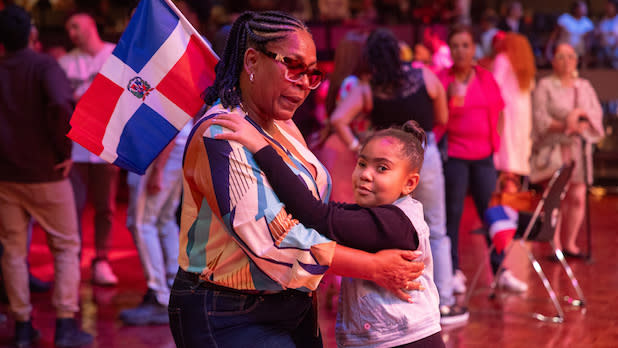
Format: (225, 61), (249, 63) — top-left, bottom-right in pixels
(211, 113), (269, 153)
(371, 249), (425, 302)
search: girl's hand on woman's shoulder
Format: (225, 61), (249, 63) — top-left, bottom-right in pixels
(210, 113), (269, 153)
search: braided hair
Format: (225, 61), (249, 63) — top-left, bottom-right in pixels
(363, 28), (406, 94)
(203, 11), (308, 108)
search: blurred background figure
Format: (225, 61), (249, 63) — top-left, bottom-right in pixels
(318, 0), (350, 22)
(58, 10), (119, 287)
(313, 30), (368, 310)
(0, 18), (55, 297)
(28, 22), (42, 52)
(453, 0), (471, 25)
(317, 30), (369, 204)
(423, 26), (452, 73)
(412, 0), (456, 25)
(531, 43), (605, 258)
(497, 1), (531, 36)
(596, 0), (618, 68)
(491, 32), (536, 192)
(176, 0), (214, 42)
(120, 123), (192, 326)
(399, 40), (413, 63)
(0, 5), (93, 346)
(478, 8), (499, 59)
(477, 30), (505, 70)
(412, 43), (432, 67)
(46, 43), (67, 60)
(546, 1), (594, 65)
(438, 25), (528, 295)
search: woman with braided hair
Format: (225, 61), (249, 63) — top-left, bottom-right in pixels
(168, 12), (425, 347)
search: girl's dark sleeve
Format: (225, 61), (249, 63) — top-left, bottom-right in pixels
(253, 146), (418, 252)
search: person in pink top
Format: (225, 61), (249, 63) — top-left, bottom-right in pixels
(438, 24), (528, 294)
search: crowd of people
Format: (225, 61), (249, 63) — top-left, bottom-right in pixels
(0, 3), (190, 346)
(19, 0), (618, 70)
(0, 0), (608, 347)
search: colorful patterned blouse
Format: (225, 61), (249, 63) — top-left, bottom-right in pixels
(178, 103), (336, 292)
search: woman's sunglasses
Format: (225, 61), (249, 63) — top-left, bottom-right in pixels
(257, 48), (324, 89)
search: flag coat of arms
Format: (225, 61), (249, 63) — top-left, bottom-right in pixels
(67, 0), (218, 174)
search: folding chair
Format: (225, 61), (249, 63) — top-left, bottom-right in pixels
(465, 162), (586, 323)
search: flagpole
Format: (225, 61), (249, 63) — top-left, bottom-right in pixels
(163, 0), (220, 60)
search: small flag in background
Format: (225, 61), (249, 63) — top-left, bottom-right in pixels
(485, 205), (518, 254)
(67, 0), (218, 174)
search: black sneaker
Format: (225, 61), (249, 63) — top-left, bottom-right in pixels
(439, 304), (470, 326)
(15, 320), (40, 348)
(54, 318), (94, 347)
(119, 289), (169, 326)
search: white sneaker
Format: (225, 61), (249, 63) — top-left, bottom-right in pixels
(453, 269), (467, 294)
(92, 259), (118, 286)
(497, 270), (528, 292)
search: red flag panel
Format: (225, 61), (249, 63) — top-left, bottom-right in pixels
(67, 74), (124, 156)
(156, 35), (217, 117)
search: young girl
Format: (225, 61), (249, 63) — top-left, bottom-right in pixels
(212, 114), (444, 348)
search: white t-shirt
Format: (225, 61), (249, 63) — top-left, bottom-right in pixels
(491, 53), (532, 175)
(598, 15), (618, 47)
(557, 13), (594, 55)
(59, 42), (115, 163)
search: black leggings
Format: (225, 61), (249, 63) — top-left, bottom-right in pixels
(395, 332), (445, 348)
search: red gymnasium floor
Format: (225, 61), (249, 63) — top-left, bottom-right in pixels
(0, 191), (616, 348)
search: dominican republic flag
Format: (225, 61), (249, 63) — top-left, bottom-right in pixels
(67, 0), (218, 174)
(485, 205), (519, 254)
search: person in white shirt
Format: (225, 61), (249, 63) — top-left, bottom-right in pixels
(501, 1), (523, 33)
(546, 1), (594, 64)
(491, 33), (536, 190)
(596, 0), (618, 68)
(120, 122), (192, 326)
(58, 11), (119, 286)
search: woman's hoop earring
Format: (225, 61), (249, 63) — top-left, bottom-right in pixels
(250, 73), (255, 82)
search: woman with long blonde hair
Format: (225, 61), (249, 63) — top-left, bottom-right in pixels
(491, 32), (536, 191)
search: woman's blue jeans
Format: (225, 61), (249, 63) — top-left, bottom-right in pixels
(411, 134), (455, 306)
(168, 268), (322, 348)
(444, 155), (504, 274)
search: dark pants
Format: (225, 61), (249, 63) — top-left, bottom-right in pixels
(168, 268), (322, 348)
(445, 155), (504, 274)
(395, 332), (445, 348)
(69, 162), (119, 260)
